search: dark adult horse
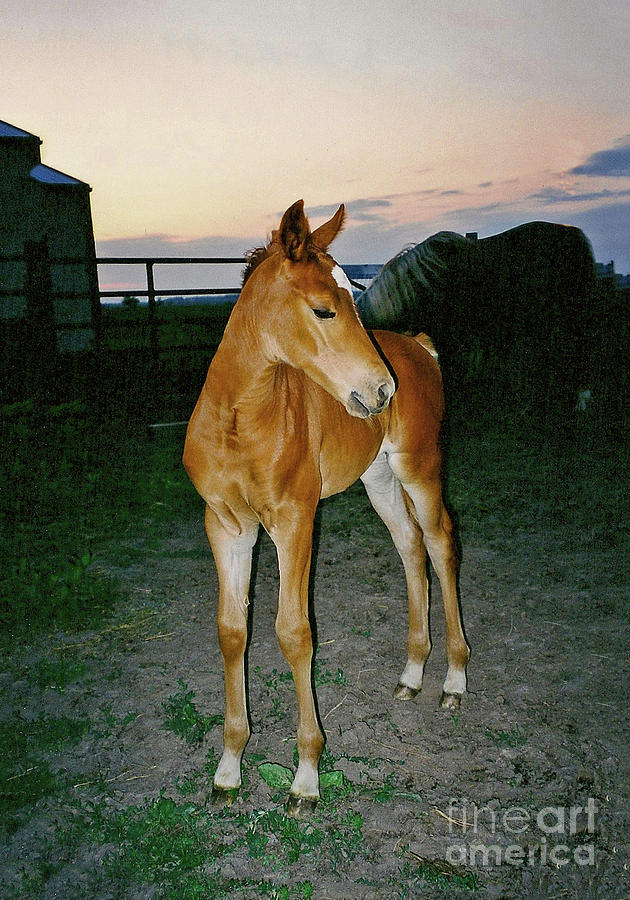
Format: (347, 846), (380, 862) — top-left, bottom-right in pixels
(356, 221), (597, 419)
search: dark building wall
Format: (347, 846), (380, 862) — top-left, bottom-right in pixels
(0, 122), (99, 353)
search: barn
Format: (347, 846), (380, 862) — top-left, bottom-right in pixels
(0, 121), (100, 398)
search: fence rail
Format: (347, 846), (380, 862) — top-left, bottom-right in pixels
(92, 257), (380, 365)
(94, 257), (379, 299)
(0, 252), (380, 302)
(1, 248), (627, 436)
(0, 248), (381, 369)
(96, 256), (246, 302)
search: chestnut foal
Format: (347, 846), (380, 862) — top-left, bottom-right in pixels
(183, 200), (468, 815)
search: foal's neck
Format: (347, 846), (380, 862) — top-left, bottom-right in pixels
(210, 300), (279, 415)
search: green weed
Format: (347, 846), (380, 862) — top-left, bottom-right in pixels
(0, 713), (89, 834)
(0, 399), (197, 641)
(93, 795), (231, 896)
(485, 726), (528, 747)
(243, 808), (325, 865)
(204, 746), (220, 774)
(396, 857), (480, 894)
(94, 704), (138, 738)
(77, 791), (353, 898)
(263, 667), (294, 686)
(31, 655), (90, 692)
(253, 666), (294, 724)
(176, 771), (201, 796)
(350, 625), (371, 637)
(162, 679), (223, 745)
(313, 661), (348, 686)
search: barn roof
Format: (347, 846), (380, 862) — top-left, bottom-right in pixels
(29, 163), (85, 186)
(0, 120), (39, 139)
(0, 120), (89, 188)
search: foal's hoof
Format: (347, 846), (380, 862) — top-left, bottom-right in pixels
(394, 682), (420, 701)
(211, 785), (239, 807)
(285, 794), (318, 818)
(440, 691), (462, 710)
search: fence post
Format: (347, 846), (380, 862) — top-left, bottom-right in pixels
(146, 260), (159, 365)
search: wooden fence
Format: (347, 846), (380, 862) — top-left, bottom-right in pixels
(0, 244), (380, 415)
(96, 256), (380, 364)
(3, 244), (625, 439)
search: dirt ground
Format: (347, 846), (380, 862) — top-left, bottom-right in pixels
(3, 475), (629, 899)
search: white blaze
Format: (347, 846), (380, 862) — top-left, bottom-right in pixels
(331, 264), (355, 299)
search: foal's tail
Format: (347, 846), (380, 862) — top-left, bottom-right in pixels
(413, 332), (439, 362)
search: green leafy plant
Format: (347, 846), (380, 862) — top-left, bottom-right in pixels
(95, 704), (138, 739)
(484, 726), (527, 747)
(92, 796), (232, 896)
(0, 713), (89, 835)
(396, 857), (480, 893)
(313, 661), (348, 686)
(31, 655), (90, 692)
(162, 680), (223, 745)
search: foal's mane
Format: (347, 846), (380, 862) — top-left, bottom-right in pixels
(242, 245), (271, 286)
(241, 230), (329, 287)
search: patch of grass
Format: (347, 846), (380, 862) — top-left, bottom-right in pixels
(93, 795), (232, 896)
(162, 679), (223, 745)
(175, 771), (201, 796)
(0, 713), (89, 834)
(444, 411), (630, 546)
(94, 704), (139, 738)
(31, 655), (90, 692)
(0, 399), (197, 642)
(240, 805), (364, 871)
(0, 713), (90, 759)
(0, 760), (63, 833)
(485, 726), (528, 747)
(313, 661), (348, 686)
(242, 808), (325, 865)
(78, 792), (355, 898)
(101, 299), (234, 353)
(396, 857), (480, 894)
(204, 746), (221, 775)
(2, 549), (116, 638)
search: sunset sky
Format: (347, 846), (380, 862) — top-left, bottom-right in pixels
(5, 0), (630, 290)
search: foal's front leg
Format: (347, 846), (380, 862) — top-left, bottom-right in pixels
(269, 505), (324, 817)
(205, 505), (258, 801)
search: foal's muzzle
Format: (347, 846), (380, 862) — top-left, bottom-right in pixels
(348, 379), (395, 418)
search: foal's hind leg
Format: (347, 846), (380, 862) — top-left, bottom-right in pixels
(390, 454), (469, 708)
(361, 454), (431, 699)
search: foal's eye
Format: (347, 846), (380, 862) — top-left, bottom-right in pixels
(313, 308), (336, 319)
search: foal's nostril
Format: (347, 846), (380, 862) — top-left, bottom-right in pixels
(377, 383), (392, 406)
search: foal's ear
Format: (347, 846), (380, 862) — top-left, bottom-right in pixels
(279, 199), (311, 261)
(311, 204), (346, 252)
